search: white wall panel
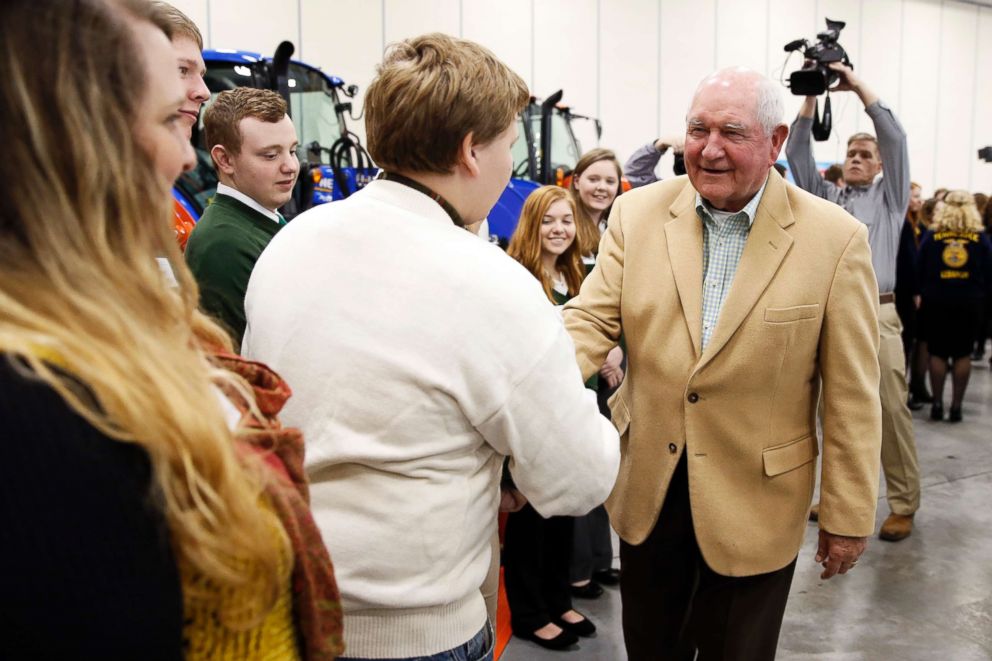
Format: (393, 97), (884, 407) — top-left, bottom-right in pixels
(209, 0), (299, 54)
(167, 0), (209, 45)
(901, 0), (943, 194)
(659, 0), (717, 139)
(810, 0), (862, 164)
(599, 0), (658, 167)
(462, 0), (532, 91)
(533, 0), (598, 129)
(383, 0), (460, 44)
(298, 0), (383, 145)
(973, 8), (992, 193)
(935, 2), (977, 194)
(859, 0), (902, 123)
(715, 0), (769, 73)
(767, 0), (817, 163)
(164, 0), (988, 189)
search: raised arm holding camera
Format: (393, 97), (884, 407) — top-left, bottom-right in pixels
(786, 62), (921, 543)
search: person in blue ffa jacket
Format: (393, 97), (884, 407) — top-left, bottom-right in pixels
(918, 190), (992, 422)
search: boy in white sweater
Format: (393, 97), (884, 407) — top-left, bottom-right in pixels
(242, 33), (620, 660)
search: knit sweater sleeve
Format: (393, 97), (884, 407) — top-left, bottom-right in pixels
(0, 357), (183, 660)
(474, 321), (621, 519)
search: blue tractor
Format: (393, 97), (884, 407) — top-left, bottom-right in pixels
(491, 90), (599, 243)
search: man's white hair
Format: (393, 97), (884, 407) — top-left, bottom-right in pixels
(688, 67), (785, 136)
(753, 75), (785, 134)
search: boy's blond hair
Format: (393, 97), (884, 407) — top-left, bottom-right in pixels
(365, 33), (529, 174)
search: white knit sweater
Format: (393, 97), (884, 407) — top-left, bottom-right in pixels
(242, 180), (619, 658)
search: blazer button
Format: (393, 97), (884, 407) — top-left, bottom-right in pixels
(687, 392), (699, 403)
(668, 443), (677, 454)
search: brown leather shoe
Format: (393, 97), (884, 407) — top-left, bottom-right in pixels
(808, 502), (819, 522)
(879, 513), (914, 541)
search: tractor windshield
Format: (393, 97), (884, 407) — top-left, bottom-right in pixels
(510, 106), (583, 183)
(285, 63), (344, 163)
(201, 60), (344, 161)
(539, 109), (581, 174)
(511, 115), (534, 179)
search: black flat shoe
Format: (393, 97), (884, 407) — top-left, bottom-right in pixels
(949, 407), (963, 422)
(930, 403), (943, 421)
(521, 628), (579, 650)
(570, 581), (603, 599)
(556, 615), (596, 637)
(592, 568), (621, 586)
(907, 395), (923, 411)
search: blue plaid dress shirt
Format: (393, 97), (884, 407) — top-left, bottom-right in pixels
(695, 177), (768, 349)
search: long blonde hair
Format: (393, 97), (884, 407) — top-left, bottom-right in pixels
(570, 148), (623, 256)
(507, 186), (585, 301)
(0, 0), (284, 625)
(933, 190), (983, 234)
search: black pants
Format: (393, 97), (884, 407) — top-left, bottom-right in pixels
(620, 457), (796, 661)
(571, 504), (613, 582)
(503, 503), (574, 633)
(570, 366), (620, 583)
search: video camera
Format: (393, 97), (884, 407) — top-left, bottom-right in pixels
(783, 18), (851, 141)
(784, 19), (852, 96)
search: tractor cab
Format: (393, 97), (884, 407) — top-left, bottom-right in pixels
(489, 91), (602, 242)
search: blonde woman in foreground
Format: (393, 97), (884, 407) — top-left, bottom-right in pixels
(0, 0), (341, 658)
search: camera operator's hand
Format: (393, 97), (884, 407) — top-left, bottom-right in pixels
(827, 62), (880, 108)
(653, 134), (684, 155)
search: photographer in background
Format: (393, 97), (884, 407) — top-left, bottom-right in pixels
(786, 62), (921, 543)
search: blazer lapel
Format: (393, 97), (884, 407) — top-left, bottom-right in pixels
(665, 183), (704, 359)
(695, 174), (796, 373)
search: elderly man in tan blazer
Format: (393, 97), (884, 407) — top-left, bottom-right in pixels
(563, 68), (883, 660)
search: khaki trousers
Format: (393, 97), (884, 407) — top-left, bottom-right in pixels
(878, 302), (921, 515)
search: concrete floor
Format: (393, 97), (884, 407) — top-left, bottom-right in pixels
(502, 360), (992, 660)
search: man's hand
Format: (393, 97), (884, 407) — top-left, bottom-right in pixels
(599, 346), (625, 389)
(826, 62), (879, 107)
(816, 529), (867, 579)
(499, 486), (527, 512)
(654, 134), (685, 155)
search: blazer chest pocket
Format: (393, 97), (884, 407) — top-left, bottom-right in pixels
(763, 434), (817, 477)
(764, 304), (819, 324)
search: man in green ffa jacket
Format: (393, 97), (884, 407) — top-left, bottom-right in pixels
(185, 87), (299, 342)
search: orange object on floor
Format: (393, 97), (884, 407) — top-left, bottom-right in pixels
(494, 568), (512, 659)
(495, 510), (511, 658)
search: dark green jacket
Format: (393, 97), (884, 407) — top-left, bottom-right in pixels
(185, 194), (283, 341)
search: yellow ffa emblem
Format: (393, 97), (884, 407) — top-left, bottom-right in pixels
(942, 240), (968, 268)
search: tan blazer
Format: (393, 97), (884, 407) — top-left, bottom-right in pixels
(563, 172), (882, 577)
